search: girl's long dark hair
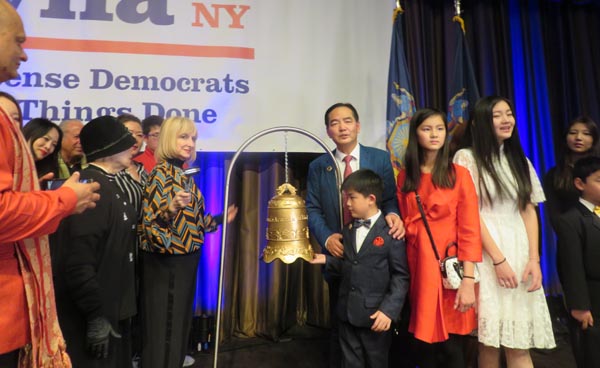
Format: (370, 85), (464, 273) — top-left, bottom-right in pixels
(22, 118), (62, 177)
(462, 96), (531, 210)
(401, 108), (456, 192)
(553, 116), (600, 193)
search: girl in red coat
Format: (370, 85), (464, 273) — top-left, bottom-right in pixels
(396, 108), (482, 367)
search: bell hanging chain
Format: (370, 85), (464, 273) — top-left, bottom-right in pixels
(284, 131), (289, 184)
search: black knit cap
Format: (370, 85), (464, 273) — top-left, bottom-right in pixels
(81, 115), (136, 162)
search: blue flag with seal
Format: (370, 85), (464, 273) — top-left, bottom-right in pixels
(447, 15), (480, 136)
(386, 4), (416, 175)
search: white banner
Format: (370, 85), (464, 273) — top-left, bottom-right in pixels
(3, 0), (393, 152)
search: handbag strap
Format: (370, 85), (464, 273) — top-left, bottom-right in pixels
(415, 192), (441, 261)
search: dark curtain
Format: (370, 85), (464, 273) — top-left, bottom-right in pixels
(403, 0), (600, 112)
(540, 1), (600, 142)
(402, 0), (600, 294)
(402, 0), (514, 106)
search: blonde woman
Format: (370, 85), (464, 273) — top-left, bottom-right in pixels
(139, 116), (236, 368)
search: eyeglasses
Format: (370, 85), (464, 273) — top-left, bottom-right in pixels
(147, 133), (160, 138)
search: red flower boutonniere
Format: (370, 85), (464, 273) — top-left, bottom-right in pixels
(373, 236), (384, 247)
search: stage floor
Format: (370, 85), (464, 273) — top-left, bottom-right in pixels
(190, 322), (576, 368)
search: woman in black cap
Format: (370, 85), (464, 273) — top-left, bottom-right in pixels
(53, 115), (138, 368)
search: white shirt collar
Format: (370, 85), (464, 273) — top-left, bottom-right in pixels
(579, 197), (597, 214)
(355, 210), (382, 252)
(334, 144), (360, 163)
(367, 209), (382, 224)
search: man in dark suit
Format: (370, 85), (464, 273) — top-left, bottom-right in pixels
(556, 156), (600, 368)
(311, 169), (409, 368)
(306, 102), (404, 367)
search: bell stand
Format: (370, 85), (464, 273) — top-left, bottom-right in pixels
(213, 126), (342, 368)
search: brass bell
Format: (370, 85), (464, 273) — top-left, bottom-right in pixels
(263, 183), (314, 263)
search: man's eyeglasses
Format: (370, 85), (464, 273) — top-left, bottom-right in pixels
(147, 133), (160, 138)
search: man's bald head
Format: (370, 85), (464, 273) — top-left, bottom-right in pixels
(0, 1), (19, 23)
(0, 1), (27, 82)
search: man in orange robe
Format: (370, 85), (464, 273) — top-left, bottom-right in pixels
(0, 2), (100, 367)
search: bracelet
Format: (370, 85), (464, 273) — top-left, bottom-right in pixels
(529, 258), (540, 263)
(493, 257), (506, 266)
(463, 275), (475, 280)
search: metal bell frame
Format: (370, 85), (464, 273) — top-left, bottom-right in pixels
(213, 126), (342, 368)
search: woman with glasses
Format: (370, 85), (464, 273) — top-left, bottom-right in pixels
(134, 115), (163, 173)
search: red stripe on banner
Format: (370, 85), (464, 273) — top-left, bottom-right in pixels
(24, 37), (255, 60)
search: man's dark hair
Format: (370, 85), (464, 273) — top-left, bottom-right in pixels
(116, 113), (141, 126)
(324, 102), (359, 126)
(573, 156), (600, 182)
(141, 115), (164, 135)
(341, 169), (383, 207)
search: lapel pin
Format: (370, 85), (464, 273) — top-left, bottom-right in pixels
(326, 166), (333, 172)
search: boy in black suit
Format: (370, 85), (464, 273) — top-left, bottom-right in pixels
(311, 169), (409, 368)
(556, 156), (600, 368)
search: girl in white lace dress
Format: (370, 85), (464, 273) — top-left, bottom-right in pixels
(453, 96), (555, 367)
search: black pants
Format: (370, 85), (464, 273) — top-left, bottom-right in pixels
(327, 277), (342, 368)
(413, 334), (467, 368)
(0, 349), (19, 368)
(339, 320), (392, 368)
(388, 301), (417, 368)
(57, 297), (129, 368)
(140, 250), (200, 368)
(569, 317), (600, 368)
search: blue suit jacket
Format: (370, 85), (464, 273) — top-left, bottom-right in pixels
(306, 144), (400, 254)
(325, 216), (409, 327)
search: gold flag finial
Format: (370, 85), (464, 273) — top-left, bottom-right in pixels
(452, 15), (466, 34)
(393, 0), (404, 22)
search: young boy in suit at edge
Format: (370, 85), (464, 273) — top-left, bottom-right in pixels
(556, 156), (600, 368)
(311, 169), (410, 368)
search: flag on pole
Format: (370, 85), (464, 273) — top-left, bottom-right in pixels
(386, 4), (416, 176)
(447, 14), (480, 135)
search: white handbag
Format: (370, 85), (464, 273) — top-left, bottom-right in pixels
(439, 243), (480, 289)
(416, 193), (480, 290)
